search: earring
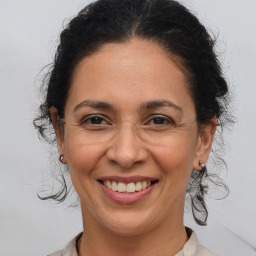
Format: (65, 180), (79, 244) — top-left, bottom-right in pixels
(198, 160), (206, 170)
(59, 154), (64, 163)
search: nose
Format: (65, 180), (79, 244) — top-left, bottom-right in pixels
(105, 124), (148, 169)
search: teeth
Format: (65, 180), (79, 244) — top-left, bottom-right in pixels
(127, 183), (136, 193)
(117, 182), (126, 192)
(103, 180), (152, 193)
(142, 181), (147, 189)
(112, 181), (118, 191)
(135, 181), (142, 191)
(106, 180), (112, 189)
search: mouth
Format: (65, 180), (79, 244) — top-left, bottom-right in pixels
(97, 178), (159, 194)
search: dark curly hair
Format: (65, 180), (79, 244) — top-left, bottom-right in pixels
(34, 0), (233, 226)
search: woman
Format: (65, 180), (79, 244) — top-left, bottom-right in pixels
(34, 0), (232, 255)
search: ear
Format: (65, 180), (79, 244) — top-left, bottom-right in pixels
(193, 116), (217, 171)
(50, 106), (68, 164)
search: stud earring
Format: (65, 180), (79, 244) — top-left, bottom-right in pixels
(198, 160), (206, 170)
(59, 154), (64, 163)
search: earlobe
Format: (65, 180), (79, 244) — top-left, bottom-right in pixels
(50, 106), (67, 163)
(193, 116), (217, 171)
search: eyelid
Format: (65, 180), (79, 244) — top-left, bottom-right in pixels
(144, 115), (175, 125)
(80, 114), (111, 125)
(79, 114), (175, 126)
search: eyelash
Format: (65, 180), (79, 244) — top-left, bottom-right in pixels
(80, 114), (110, 126)
(145, 115), (175, 126)
(80, 114), (175, 127)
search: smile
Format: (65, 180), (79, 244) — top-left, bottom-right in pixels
(102, 180), (152, 193)
(97, 176), (158, 204)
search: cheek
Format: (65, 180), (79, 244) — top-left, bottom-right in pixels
(150, 135), (198, 178)
(64, 138), (106, 178)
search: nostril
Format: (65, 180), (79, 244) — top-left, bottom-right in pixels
(106, 147), (148, 169)
(105, 131), (148, 168)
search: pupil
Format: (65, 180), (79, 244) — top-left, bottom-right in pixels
(154, 117), (164, 124)
(91, 117), (102, 124)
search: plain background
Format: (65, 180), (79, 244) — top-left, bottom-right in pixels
(0, 0), (256, 255)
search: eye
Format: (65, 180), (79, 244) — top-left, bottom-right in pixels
(81, 115), (110, 127)
(145, 115), (175, 126)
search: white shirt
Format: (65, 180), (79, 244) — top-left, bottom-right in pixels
(48, 229), (217, 256)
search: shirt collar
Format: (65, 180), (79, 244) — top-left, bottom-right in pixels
(62, 228), (199, 256)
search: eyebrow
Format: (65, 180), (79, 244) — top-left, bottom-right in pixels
(73, 100), (114, 113)
(73, 99), (183, 113)
(140, 100), (183, 112)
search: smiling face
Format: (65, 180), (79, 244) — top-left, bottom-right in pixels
(52, 39), (215, 236)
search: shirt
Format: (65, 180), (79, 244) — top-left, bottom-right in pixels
(48, 229), (217, 256)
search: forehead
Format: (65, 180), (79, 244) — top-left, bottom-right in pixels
(66, 39), (195, 115)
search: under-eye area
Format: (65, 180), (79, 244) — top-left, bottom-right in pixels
(98, 180), (159, 193)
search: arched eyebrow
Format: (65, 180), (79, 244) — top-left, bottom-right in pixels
(140, 100), (183, 112)
(73, 100), (114, 113)
(73, 99), (182, 113)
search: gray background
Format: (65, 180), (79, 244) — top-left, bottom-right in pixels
(0, 0), (255, 255)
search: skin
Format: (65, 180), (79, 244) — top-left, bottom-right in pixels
(51, 39), (216, 256)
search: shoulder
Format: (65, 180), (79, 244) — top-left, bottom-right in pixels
(181, 228), (218, 256)
(48, 250), (63, 256)
(47, 233), (82, 256)
(196, 245), (218, 256)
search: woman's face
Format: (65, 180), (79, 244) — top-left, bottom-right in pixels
(54, 39), (214, 236)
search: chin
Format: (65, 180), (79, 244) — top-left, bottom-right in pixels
(98, 210), (157, 237)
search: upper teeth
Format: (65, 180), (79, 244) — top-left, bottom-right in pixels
(103, 180), (151, 193)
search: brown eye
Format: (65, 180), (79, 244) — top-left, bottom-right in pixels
(146, 115), (174, 126)
(81, 115), (110, 126)
(89, 116), (104, 124)
(152, 117), (167, 125)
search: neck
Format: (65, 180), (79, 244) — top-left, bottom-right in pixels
(77, 205), (188, 256)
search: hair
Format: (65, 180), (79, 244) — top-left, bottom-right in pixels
(34, 0), (233, 226)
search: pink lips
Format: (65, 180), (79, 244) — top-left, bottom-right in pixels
(98, 176), (157, 205)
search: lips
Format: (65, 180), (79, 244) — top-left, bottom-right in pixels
(97, 176), (158, 204)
